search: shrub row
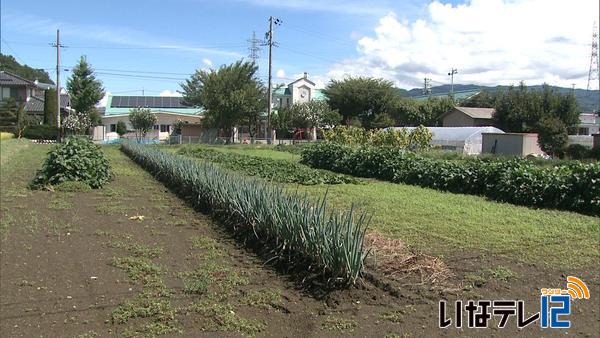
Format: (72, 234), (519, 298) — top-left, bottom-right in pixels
(122, 143), (369, 285)
(31, 137), (112, 189)
(23, 125), (59, 140)
(301, 142), (600, 215)
(177, 146), (361, 185)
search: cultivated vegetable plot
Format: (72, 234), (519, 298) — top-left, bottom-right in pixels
(177, 146), (361, 185)
(302, 142), (600, 215)
(122, 143), (369, 285)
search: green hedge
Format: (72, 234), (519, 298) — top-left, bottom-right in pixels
(122, 143), (368, 285)
(301, 142), (600, 215)
(23, 125), (59, 140)
(177, 146), (360, 185)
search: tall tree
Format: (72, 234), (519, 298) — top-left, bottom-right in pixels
(493, 82), (579, 133)
(391, 96), (454, 126)
(66, 56), (105, 125)
(322, 77), (396, 128)
(181, 60), (264, 142)
(129, 107), (157, 142)
(43, 88), (57, 126)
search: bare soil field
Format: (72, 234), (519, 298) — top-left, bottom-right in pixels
(1, 144), (598, 337)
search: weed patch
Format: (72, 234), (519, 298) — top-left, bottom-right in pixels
(321, 316), (358, 332)
(241, 289), (281, 309)
(180, 301), (265, 335)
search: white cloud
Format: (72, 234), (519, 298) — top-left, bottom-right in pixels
(276, 69), (286, 78)
(202, 58), (213, 67)
(327, 0), (599, 89)
(98, 91), (111, 107)
(159, 90), (183, 97)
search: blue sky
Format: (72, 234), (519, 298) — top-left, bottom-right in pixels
(1, 0), (598, 102)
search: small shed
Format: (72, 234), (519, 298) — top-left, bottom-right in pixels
(481, 133), (544, 157)
(388, 126), (505, 155)
(440, 107), (494, 127)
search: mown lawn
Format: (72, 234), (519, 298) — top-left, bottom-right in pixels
(171, 144), (600, 270)
(0, 138), (32, 166)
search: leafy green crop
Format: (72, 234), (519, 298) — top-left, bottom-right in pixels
(301, 142), (600, 215)
(31, 137), (112, 189)
(122, 143), (369, 285)
(177, 146), (360, 185)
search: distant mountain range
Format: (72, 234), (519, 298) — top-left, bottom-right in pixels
(401, 84), (600, 113)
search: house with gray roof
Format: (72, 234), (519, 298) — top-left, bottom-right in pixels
(1, 71), (71, 119)
(440, 106), (495, 127)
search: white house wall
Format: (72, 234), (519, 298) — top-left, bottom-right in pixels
(102, 112), (202, 140)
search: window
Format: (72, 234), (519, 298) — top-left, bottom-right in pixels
(578, 127), (590, 135)
(160, 125), (171, 133)
(0, 87), (10, 100)
(153, 125), (159, 130)
(109, 124), (117, 132)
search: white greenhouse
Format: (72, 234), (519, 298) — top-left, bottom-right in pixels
(387, 126), (505, 155)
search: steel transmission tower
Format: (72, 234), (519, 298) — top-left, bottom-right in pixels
(422, 78), (432, 96)
(587, 22), (599, 92)
(247, 31), (261, 63)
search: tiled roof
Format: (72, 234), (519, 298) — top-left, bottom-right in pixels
(25, 96), (44, 113)
(455, 106), (494, 119)
(0, 71), (35, 86)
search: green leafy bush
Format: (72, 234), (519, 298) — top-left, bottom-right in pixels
(565, 144), (590, 160)
(122, 143), (368, 285)
(301, 142), (600, 215)
(31, 137), (112, 189)
(323, 125), (432, 150)
(177, 146), (360, 185)
(22, 125), (59, 140)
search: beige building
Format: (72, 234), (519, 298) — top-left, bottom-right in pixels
(481, 133), (545, 157)
(440, 107), (494, 127)
(101, 95), (203, 141)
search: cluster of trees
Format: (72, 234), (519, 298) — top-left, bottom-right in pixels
(322, 77), (454, 128)
(463, 83), (580, 156)
(179, 63), (455, 142)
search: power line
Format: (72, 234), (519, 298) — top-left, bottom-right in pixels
(3, 40), (246, 50)
(1, 37), (25, 64)
(94, 72), (187, 81)
(281, 24), (356, 48)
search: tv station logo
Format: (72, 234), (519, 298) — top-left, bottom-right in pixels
(439, 276), (590, 329)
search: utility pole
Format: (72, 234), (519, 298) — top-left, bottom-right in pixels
(264, 16), (281, 143)
(51, 29), (65, 142)
(448, 68), (458, 98)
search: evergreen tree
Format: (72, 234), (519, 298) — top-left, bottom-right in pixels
(44, 88), (57, 126)
(66, 56), (105, 125)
